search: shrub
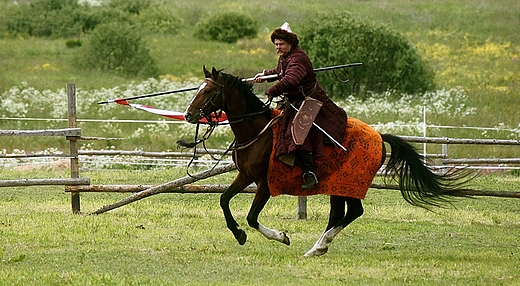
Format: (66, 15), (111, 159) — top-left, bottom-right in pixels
(300, 12), (435, 97)
(81, 21), (158, 77)
(194, 12), (257, 43)
(137, 5), (183, 35)
(82, 7), (134, 33)
(108, 0), (151, 15)
(66, 39), (82, 48)
(2, 0), (87, 38)
(0, 0), (142, 38)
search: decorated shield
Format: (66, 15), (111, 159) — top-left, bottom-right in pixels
(291, 97), (323, 145)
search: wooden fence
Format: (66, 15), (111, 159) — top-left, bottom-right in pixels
(1, 83), (519, 215)
(0, 84), (88, 213)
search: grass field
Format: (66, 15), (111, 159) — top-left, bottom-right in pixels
(0, 0), (518, 160)
(0, 2), (519, 283)
(0, 169), (519, 285)
(2, 0), (519, 91)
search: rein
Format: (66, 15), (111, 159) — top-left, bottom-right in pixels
(181, 74), (278, 173)
(188, 77), (272, 125)
(232, 113), (282, 151)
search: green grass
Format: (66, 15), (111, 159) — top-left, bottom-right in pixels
(0, 37), (139, 92)
(1, 169), (519, 285)
(0, 0), (518, 157)
(1, 2), (519, 284)
(1, 0), (518, 91)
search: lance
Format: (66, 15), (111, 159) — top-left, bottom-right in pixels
(98, 63), (362, 104)
(97, 86), (199, 105)
(313, 62), (362, 72)
(241, 62), (362, 81)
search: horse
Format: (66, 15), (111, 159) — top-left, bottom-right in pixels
(183, 66), (473, 257)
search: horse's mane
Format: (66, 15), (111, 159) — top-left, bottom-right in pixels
(216, 71), (271, 116)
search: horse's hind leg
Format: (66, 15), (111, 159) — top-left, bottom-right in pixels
(326, 195), (347, 230)
(246, 182), (290, 245)
(304, 196), (363, 257)
(221, 173), (253, 245)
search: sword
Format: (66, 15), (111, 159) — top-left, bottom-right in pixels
(289, 103), (347, 152)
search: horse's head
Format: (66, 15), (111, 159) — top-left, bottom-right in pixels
(185, 66), (268, 125)
(184, 66), (225, 124)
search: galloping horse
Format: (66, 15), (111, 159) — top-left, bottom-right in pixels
(184, 67), (472, 256)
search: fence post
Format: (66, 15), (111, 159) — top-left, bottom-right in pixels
(297, 196), (307, 220)
(67, 83), (81, 214)
(442, 143), (448, 158)
(441, 141), (449, 175)
(422, 106), (427, 163)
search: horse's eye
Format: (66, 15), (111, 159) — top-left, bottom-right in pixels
(204, 89), (211, 95)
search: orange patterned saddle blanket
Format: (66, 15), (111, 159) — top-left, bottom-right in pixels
(267, 117), (384, 199)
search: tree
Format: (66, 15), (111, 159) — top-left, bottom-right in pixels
(300, 12), (435, 97)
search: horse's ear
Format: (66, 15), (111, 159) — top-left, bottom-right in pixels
(211, 67), (219, 79)
(203, 65), (211, 78)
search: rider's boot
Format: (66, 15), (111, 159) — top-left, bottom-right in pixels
(295, 151), (318, 190)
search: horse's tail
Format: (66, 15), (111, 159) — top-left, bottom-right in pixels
(381, 133), (475, 209)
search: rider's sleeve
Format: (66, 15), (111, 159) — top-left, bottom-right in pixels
(265, 57), (307, 98)
(263, 67), (280, 82)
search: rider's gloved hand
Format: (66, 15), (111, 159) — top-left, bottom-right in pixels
(253, 70), (266, 83)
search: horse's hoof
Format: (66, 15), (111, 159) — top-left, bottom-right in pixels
(304, 246), (328, 257)
(235, 229), (247, 245)
(282, 232), (290, 246)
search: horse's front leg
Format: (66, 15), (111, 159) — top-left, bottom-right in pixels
(246, 181), (290, 245)
(220, 173), (253, 245)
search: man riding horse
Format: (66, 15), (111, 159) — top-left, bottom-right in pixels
(253, 22), (348, 190)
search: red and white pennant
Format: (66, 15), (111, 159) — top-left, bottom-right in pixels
(114, 99), (228, 123)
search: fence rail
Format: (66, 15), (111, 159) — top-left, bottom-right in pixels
(1, 178), (90, 187)
(0, 83), (84, 214)
(399, 136), (520, 145)
(0, 128), (81, 137)
(64, 183), (520, 199)
(1, 83), (519, 215)
(442, 158), (520, 165)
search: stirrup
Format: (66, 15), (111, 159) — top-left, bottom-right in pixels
(302, 171), (318, 190)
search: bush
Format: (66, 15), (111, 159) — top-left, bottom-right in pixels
(300, 12), (435, 97)
(82, 7), (134, 33)
(0, 0), (141, 38)
(108, 0), (150, 15)
(1, 0), (87, 38)
(66, 39), (82, 48)
(81, 21), (158, 77)
(194, 12), (257, 43)
(137, 5), (183, 35)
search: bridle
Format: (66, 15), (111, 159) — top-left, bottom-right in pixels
(189, 76), (273, 125)
(187, 77), (226, 125)
(182, 75), (279, 173)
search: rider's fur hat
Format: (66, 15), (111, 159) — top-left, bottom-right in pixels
(270, 22), (299, 46)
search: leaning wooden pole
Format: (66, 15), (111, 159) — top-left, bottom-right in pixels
(90, 163), (237, 215)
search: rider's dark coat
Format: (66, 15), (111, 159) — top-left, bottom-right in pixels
(264, 45), (347, 160)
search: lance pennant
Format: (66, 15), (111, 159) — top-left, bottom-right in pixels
(114, 99), (228, 123)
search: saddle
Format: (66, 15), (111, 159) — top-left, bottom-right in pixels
(268, 117), (384, 199)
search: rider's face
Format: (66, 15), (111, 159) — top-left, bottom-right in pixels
(274, 39), (292, 57)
